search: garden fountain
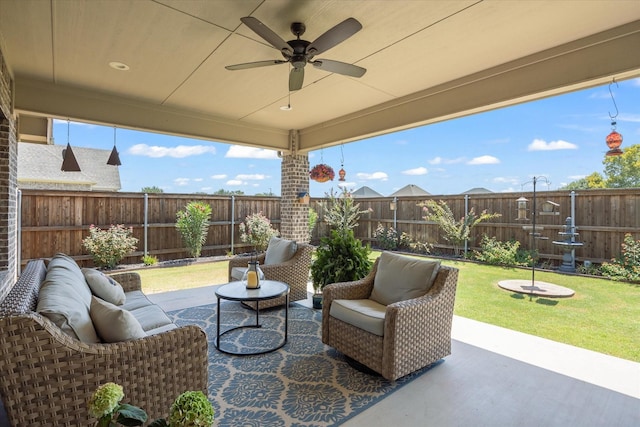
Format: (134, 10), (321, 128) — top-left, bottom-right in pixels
(552, 216), (583, 273)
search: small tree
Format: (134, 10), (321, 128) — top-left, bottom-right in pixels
(420, 199), (501, 257)
(239, 212), (279, 252)
(83, 224), (138, 269)
(320, 188), (371, 234)
(175, 201), (212, 258)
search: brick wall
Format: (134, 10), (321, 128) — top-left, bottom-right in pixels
(280, 153), (309, 242)
(0, 46), (18, 302)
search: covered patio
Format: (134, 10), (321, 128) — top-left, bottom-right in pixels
(1, 1), (639, 425)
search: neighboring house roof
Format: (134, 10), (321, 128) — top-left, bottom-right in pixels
(389, 184), (430, 197)
(18, 143), (121, 191)
(352, 186), (384, 198)
(462, 187), (493, 194)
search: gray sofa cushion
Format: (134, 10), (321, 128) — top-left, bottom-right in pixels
(264, 236), (297, 265)
(83, 268), (126, 305)
(36, 253), (100, 343)
(90, 296), (146, 342)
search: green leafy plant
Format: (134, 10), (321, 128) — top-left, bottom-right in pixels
(176, 201), (212, 258)
(88, 382), (147, 427)
(308, 207), (318, 237)
(89, 383), (214, 427)
(473, 235), (533, 267)
(83, 224), (138, 269)
(142, 254), (158, 266)
(319, 188), (371, 234)
(239, 212), (279, 252)
(419, 200), (501, 257)
(310, 229), (372, 293)
(600, 233), (640, 282)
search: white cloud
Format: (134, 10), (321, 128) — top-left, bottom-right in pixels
(429, 156), (465, 165)
(128, 144), (216, 158)
(619, 113), (640, 123)
(210, 174), (227, 179)
(467, 155), (500, 165)
(193, 178), (203, 182)
(225, 145), (279, 159)
(527, 139), (578, 151)
(356, 172), (388, 181)
(174, 178), (190, 186)
(338, 181), (357, 189)
(493, 176), (519, 185)
(236, 174), (267, 180)
(402, 167), (428, 176)
(568, 175), (586, 180)
(226, 179), (245, 186)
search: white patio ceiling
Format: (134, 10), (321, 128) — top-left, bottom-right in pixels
(1, 0), (639, 153)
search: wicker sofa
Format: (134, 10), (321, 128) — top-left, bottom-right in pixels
(0, 257), (208, 427)
(322, 252), (459, 381)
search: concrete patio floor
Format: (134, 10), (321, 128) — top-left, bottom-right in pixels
(149, 285), (640, 427)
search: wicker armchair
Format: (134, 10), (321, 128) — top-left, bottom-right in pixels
(228, 243), (313, 309)
(322, 256), (459, 381)
(0, 260), (208, 427)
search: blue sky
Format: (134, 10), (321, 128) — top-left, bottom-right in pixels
(53, 78), (640, 196)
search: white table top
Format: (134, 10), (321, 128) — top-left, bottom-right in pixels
(215, 280), (289, 302)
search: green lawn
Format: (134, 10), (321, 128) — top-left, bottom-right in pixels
(132, 254), (640, 362)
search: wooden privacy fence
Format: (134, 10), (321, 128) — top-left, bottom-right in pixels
(19, 188), (639, 268)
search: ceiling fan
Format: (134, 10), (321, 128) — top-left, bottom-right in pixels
(226, 16), (366, 91)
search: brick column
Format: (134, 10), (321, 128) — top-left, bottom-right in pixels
(280, 153), (309, 242)
(0, 46), (18, 300)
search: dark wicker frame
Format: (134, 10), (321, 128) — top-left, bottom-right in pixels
(228, 243), (314, 309)
(322, 257), (459, 381)
(0, 260), (208, 427)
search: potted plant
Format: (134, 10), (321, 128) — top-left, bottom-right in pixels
(311, 229), (371, 308)
(310, 188), (372, 308)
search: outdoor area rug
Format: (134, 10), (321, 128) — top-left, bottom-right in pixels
(168, 302), (441, 427)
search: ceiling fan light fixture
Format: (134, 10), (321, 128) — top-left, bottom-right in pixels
(109, 61), (130, 71)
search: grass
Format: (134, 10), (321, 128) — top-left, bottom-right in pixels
(131, 253), (640, 362)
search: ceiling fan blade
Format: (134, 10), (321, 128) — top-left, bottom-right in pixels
(241, 17), (292, 55)
(312, 59), (366, 77)
(226, 60), (287, 71)
(289, 68), (304, 91)
(306, 18), (362, 56)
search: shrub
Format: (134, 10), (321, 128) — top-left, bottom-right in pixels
(419, 200), (501, 257)
(600, 233), (640, 282)
(309, 207), (318, 237)
(373, 223), (399, 250)
(310, 229), (372, 292)
(473, 235), (533, 267)
(142, 254), (158, 266)
(83, 224), (138, 269)
(239, 212), (279, 252)
(176, 201), (212, 258)
(320, 188), (371, 234)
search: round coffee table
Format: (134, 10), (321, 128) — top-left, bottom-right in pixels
(215, 280), (289, 356)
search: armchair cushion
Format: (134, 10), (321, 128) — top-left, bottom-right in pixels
(330, 298), (386, 336)
(264, 236), (297, 265)
(370, 252), (440, 306)
(90, 296), (146, 342)
(83, 268), (126, 305)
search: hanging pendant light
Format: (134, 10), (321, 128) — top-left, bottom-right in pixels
(605, 79), (623, 157)
(61, 119), (81, 172)
(107, 126), (122, 165)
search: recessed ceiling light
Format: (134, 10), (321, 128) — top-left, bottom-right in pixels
(109, 61), (130, 71)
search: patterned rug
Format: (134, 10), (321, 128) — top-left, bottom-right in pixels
(168, 302), (442, 426)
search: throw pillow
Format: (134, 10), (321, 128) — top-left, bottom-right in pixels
(82, 268), (126, 305)
(264, 236), (297, 265)
(369, 252), (440, 306)
(90, 296), (146, 342)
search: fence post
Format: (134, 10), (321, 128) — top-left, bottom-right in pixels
(231, 195), (235, 254)
(143, 193), (148, 257)
(464, 194), (469, 256)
